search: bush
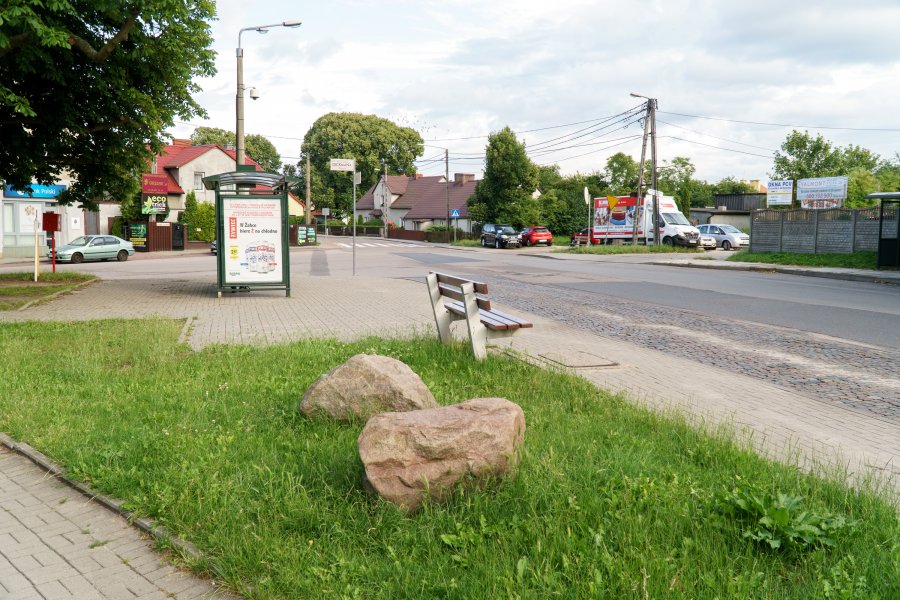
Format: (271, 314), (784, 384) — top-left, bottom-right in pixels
(191, 203), (216, 242)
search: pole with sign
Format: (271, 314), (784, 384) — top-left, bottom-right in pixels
(329, 158), (358, 275)
(583, 187), (591, 244)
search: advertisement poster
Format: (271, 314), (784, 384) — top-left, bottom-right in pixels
(593, 196), (638, 237)
(797, 176), (848, 210)
(18, 203), (41, 233)
(129, 222), (148, 251)
(767, 180), (793, 206)
(141, 194), (168, 214)
(221, 196), (283, 284)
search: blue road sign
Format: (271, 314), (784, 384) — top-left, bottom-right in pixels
(450, 209), (460, 218)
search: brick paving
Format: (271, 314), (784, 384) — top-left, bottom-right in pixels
(0, 252), (898, 599)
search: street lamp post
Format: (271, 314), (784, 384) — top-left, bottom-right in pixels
(630, 92), (658, 244)
(236, 20), (302, 170)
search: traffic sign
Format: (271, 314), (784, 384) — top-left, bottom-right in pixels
(450, 209), (460, 218)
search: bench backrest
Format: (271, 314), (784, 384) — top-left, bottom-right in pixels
(431, 271), (491, 311)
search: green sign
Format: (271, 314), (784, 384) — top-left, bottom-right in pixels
(297, 225), (317, 246)
(141, 194), (168, 214)
(306, 226), (316, 243)
(129, 222), (148, 251)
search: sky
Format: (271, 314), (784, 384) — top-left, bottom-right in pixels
(169, 0), (900, 186)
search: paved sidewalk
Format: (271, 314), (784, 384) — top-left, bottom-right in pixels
(1, 259), (897, 598)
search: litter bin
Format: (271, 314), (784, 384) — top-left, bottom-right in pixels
(171, 223), (185, 250)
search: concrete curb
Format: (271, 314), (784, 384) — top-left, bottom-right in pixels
(649, 260), (900, 285)
(0, 432), (206, 564)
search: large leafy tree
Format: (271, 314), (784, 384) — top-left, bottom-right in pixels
(657, 156), (696, 216)
(604, 152), (639, 195)
(301, 112), (423, 218)
(468, 127), (539, 227)
(0, 1), (216, 210)
(189, 126), (282, 172)
(771, 130), (844, 181)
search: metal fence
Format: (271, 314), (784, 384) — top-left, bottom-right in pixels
(750, 208), (881, 254)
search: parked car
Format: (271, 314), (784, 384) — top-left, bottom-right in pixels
(480, 224), (522, 248)
(570, 227), (600, 246)
(699, 233), (717, 250)
(520, 226), (553, 246)
(698, 224), (750, 250)
(210, 239), (217, 255)
(48, 235), (134, 263)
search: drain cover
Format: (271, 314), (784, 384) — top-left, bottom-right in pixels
(538, 351), (619, 369)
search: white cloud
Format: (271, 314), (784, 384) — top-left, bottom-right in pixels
(169, 0), (900, 184)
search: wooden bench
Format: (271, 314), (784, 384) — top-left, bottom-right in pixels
(426, 272), (533, 360)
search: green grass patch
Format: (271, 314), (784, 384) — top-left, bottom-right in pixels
(557, 244), (703, 255)
(0, 320), (896, 599)
(450, 239), (481, 247)
(728, 251), (878, 269)
(0, 272), (96, 310)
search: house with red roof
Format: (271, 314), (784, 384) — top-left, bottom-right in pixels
(146, 139), (305, 222)
(357, 173), (477, 232)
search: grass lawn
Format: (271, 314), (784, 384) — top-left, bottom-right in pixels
(0, 272), (96, 310)
(0, 320), (896, 599)
(728, 251), (878, 270)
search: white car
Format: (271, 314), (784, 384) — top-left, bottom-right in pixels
(698, 224), (750, 251)
(699, 234), (717, 250)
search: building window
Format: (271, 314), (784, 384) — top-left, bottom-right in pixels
(194, 172), (205, 190)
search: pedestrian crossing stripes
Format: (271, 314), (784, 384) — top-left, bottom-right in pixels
(335, 241), (422, 248)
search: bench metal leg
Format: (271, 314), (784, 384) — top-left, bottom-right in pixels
(427, 273), (454, 345)
(461, 282), (487, 360)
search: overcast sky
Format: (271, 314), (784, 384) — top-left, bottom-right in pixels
(169, 0), (900, 185)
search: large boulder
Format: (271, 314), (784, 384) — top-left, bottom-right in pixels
(357, 398), (526, 512)
(300, 354), (438, 421)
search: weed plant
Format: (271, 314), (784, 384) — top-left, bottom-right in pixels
(0, 319), (896, 599)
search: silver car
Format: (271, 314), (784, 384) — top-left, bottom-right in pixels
(48, 234), (135, 263)
(698, 224), (750, 251)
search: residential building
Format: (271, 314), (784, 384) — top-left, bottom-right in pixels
(357, 173), (477, 232)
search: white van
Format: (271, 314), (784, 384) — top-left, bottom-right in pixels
(592, 191), (700, 247)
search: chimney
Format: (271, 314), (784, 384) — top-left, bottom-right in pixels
(454, 173), (475, 185)
(172, 138), (192, 148)
(415, 173), (423, 179)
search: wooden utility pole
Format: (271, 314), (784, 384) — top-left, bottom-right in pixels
(445, 149), (450, 242)
(305, 153), (311, 226)
(632, 104), (651, 244)
(650, 99), (659, 245)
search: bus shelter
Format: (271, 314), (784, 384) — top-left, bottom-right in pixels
(203, 170), (299, 298)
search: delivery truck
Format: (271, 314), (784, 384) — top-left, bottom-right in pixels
(588, 191), (700, 247)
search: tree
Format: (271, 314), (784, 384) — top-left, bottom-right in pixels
(604, 152), (639, 195)
(657, 156), (696, 216)
(0, 1), (216, 210)
(468, 127), (538, 227)
(772, 130), (843, 180)
(711, 177), (756, 195)
(189, 126), (282, 172)
(301, 113), (423, 218)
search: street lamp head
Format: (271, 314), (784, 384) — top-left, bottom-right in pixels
(630, 92), (645, 98)
(282, 20), (303, 28)
(255, 27), (269, 34)
(249, 87), (260, 100)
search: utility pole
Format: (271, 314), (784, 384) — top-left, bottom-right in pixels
(305, 152), (311, 226)
(632, 104), (651, 244)
(445, 148), (450, 244)
(382, 159), (389, 238)
(650, 98), (659, 245)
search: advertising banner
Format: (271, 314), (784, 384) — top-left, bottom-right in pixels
(221, 195), (284, 284)
(797, 176), (848, 209)
(129, 222), (148, 251)
(141, 174), (169, 195)
(593, 196), (638, 237)
(18, 203), (41, 233)
(767, 180), (793, 206)
(141, 194), (168, 214)
(4, 184), (65, 199)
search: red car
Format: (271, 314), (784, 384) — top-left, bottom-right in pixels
(569, 227), (601, 246)
(520, 226), (553, 247)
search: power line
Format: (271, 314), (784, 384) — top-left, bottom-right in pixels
(423, 104), (645, 142)
(536, 136), (643, 166)
(656, 119), (776, 152)
(658, 111), (900, 132)
(660, 136), (774, 159)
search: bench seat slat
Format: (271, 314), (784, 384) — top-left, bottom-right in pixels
(437, 283), (492, 311)
(444, 300), (528, 331)
(433, 271), (489, 295)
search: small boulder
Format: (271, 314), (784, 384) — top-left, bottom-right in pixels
(358, 397), (525, 512)
(300, 354), (438, 421)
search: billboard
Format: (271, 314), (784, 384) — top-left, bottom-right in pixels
(767, 180), (793, 206)
(797, 176), (848, 210)
(221, 195), (285, 284)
